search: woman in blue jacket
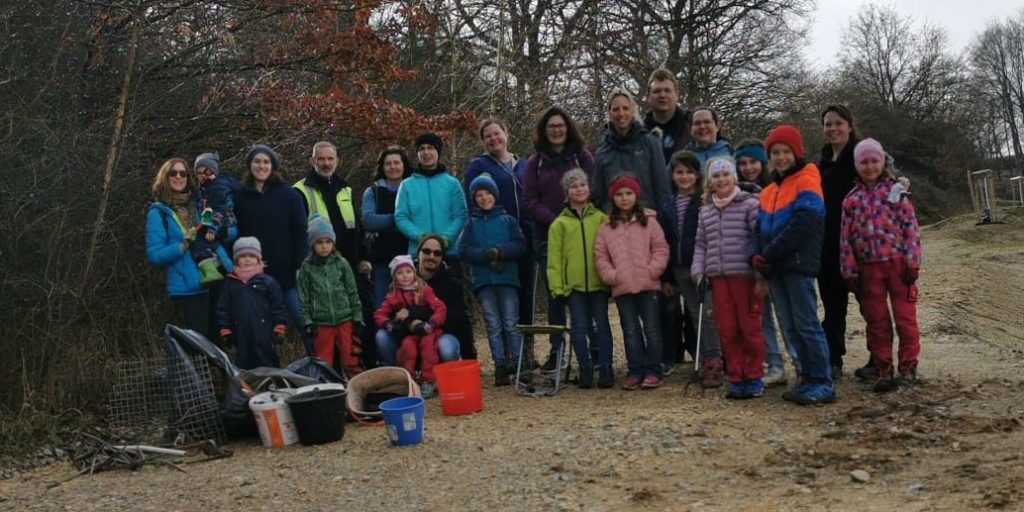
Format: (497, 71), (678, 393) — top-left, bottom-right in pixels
(145, 158), (232, 340)
(233, 145), (309, 330)
(362, 145), (413, 307)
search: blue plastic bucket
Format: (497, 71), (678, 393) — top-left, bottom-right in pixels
(379, 396), (425, 446)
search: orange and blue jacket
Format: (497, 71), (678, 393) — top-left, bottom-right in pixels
(758, 162), (825, 276)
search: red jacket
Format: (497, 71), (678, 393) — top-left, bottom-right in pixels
(373, 283), (447, 329)
(594, 209), (670, 297)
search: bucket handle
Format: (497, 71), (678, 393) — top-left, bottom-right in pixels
(346, 405), (384, 426)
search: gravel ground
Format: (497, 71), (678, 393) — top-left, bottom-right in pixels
(2, 214), (1023, 511)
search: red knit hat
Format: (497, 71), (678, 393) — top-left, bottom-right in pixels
(608, 174), (641, 200)
(764, 124), (805, 160)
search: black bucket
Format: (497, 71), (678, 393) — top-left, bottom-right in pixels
(285, 388), (348, 446)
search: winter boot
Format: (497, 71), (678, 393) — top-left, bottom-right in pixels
(198, 257), (224, 287)
(698, 358), (724, 389)
(597, 366), (614, 389)
(494, 365), (510, 387)
(577, 364), (594, 389)
(725, 382), (745, 399)
(199, 207), (215, 228)
(854, 359), (878, 381)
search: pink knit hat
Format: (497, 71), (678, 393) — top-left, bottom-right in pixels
(854, 138), (885, 165)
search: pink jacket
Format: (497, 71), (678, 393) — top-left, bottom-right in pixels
(839, 179), (921, 278)
(594, 209), (670, 297)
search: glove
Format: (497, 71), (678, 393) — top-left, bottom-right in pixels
(485, 247), (501, 261)
(412, 321), (434, 335)
(844, 277), (861, 296)
(220, 331), (235, 348)
(750, 254), (771, 276)
(302, 324), (318, 339)
(901, 266), (919, 285)
(273, 332), (286, 346)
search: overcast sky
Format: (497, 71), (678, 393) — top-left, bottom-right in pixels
(806, 0), (1017, 68)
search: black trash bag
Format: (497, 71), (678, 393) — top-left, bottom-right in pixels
(164, 324), (240, 378)
(285, 357), (346, 384)
(163, 324), (237, 441)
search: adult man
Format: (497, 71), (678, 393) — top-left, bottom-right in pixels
(294, 141), (375, 363)
(374, 234), (473, 365)
(643, 68), (692, 163)
(643, 68), (698, 375)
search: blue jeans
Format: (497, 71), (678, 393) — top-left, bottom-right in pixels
(477, 285), (523, 367)
(374, 330), (460, 366)
(762, 294), (800, 371)
(616, 291), (663, 378)
(371, 264), (391, 309)
(770, 273), (831, 384)
(534, 238), (567, 355)
(567, 291), (613, 371)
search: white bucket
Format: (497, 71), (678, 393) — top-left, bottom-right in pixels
(249, 391), (299, 448)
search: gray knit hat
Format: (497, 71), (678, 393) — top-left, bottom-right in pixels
(245, 144), (280, 172)
(233, 237), (262, 261)
(560, 168), (589, 193)
(307, 215), (336, 247)
(194, 152), (220, 175)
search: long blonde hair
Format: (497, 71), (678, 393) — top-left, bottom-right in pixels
(151, 158), (194, 203)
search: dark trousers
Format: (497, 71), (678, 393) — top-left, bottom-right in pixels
(174, 287), (219, 342)
(818, 260), (850, 369)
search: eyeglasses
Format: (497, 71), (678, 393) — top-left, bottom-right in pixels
(419, 248), (443, 257)
(546, 123), (567, 131)
(198, 168), (215, 177)
(168, 169), (188, 178)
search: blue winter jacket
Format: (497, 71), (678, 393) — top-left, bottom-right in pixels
(145, 202), (233, 297)
(394, 166), (468, 258)
(463, 154), (530, 227)
(458, 205), (527, 291)
(686, 139), (734, 175)
(233, 180), (308, 290)
(658, 193), (703, 273)
(217, 272), (287, 370)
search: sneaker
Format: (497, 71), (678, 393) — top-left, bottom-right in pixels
(763, 366), (787, 387)
(853, 360), (878, 381)
(745, 378), (765, 398)
(782, 381), (811, 402)
(577, 366), (594, 389)
(641, 375), (663, 389)
(726, 382), (746, 399)
(872, 376), (898, 393)
(420, 382), (436, 399)
(494, 365), (510, 387)
(623, 375), (642, 391)
(793, 383), (836, 406)
(698, 359), (724, 389)
(662, 363), (675, 377)
(597, 367), (615, 389)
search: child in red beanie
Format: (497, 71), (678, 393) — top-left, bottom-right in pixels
(752, 125), (835, 406)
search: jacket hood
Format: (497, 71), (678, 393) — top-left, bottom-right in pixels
(470, 204), (508, 219)
(602, 120), (648, 148)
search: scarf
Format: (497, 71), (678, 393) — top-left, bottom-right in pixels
(712, 187), (740, 209)
(168, 192), (194, 229)
(233, 261), (264, 284)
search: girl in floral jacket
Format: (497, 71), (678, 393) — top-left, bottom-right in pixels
(840, 138), (921, 393)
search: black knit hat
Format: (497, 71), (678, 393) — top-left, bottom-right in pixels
(669, 150), (701, 173)
(245, 144), (281, 172)
(414, 132), (444, 157)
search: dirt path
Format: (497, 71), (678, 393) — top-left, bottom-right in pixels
(3, 212), (1024, 511)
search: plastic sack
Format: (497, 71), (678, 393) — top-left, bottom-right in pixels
(285, 357), (346, 385)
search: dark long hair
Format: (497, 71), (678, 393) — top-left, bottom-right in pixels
(374, 145), (413, 181)
(533, 106), (586, 153)
(821, 104), (858, 140)
(689, 105), (727, 142)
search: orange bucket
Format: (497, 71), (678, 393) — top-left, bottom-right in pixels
(434, 360), (483, 416)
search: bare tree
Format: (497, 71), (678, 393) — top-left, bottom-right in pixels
(970, 12), (1024, 170)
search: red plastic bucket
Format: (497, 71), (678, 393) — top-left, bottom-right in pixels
(434, 360), (483, 416)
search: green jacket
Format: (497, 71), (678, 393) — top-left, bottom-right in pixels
(297, 252), (362, 326)
(547, 203), (609, 297)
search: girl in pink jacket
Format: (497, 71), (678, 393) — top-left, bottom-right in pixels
(595, 174), (670, 390)
(692, 156), (766, 399)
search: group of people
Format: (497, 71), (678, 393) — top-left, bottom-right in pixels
(145, 68), (923, 403)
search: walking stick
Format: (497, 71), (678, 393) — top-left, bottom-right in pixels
(684, 278), (709, 396)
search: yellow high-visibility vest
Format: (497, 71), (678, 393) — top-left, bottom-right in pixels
(293, 180), (356, 229)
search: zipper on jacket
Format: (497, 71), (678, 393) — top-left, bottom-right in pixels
(576, 207), (590, 292)
(716, 206), (725, 275)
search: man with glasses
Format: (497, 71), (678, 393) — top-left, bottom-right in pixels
(374, 234), (471, 368)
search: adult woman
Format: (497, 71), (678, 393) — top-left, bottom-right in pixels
(818, 105), (864, 379)
(593, 90), (670, 209)
(233, 144), (308, 330)
(523, 106), (596, 370)
(362, 146), (413, 308)
(145, 158), (232, 340)
(685, 107), (733, 173)
(463, 119), (535, 350)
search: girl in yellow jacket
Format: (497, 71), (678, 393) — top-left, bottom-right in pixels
(547, 169), (614, 389)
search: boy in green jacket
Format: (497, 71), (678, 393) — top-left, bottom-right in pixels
(547, 169), (615, 388)
(298, 215), (364, 378)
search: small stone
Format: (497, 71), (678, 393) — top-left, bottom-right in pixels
(906, 483), (924, 495)
(850, 469), (871, 483)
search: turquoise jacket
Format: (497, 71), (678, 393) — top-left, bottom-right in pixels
(394, 166), (468, 257)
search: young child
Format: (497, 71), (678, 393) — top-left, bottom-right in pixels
(691, 157), (767, 399)
(191, 152), (239, 286)
(217, 237), (287, 370)
(840, 138), (922, 392)
(733, 140), (794, 386)
(595, 174), (669, 389)
(298, 215), (364, 379)
(658, 151), (723, 388)
(752, 125), (834, 405)
(458, 174), (528, 386)
(547, 169), (615, 389)
(373, 255), (447, 398)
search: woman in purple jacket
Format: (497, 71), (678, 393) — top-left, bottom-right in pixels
(523, 106), (596, 371)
